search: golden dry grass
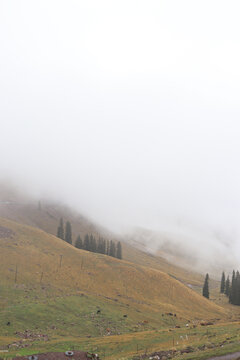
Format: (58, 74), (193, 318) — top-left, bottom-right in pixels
(0, 217), (225, 320)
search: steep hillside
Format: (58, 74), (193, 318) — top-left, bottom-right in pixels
(0, 186), (209, 289)
(0, 199), (111, 242)
(0, 217), (225, 320)
(122, 242), (204, 287)
(0, 218), (234, 359)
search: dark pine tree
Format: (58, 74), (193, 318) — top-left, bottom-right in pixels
(106, 240), (110, 255)
(220, 271), (225, 293)
(116, 241), (122, 259)
(230, 270), (237, 305)
(225, 276), (230, 296)
(65, 221), (72, 244)
(96, 237), (102, 254)
(84, 234), (90, 251)
(89, 234), (97, 253)
(75, 235), (83, 249)
(109, 240), (116, 257)
(57, 218), (64, 240)
(203, 273), (209, 299)
(89, 234), (93, 252)
(102, 239), (106, 255)
(236, 271), (240, 305)
(92, 236), (97, 252)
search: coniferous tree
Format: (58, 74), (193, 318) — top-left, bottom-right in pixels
(106, 240), (110, 255)
(103, 239), (106, 255)
(236, 271), (240, 305)
(231, 270), (237, 304)
(97, 237), (104, 254)
(225, 276), (230, 296)
(116, 241), (122, 259)
(229, 286), (233, 304)
(220, 271), (226, 293)
(84, 234), (90, 251)
(89, 234), (93, 252)
(109, 240), (116, 257)
(75, 235), (83, 249)
(57, 218), (64, 240)
(65, 221), (72, 244)
(97, 237), (101, 253)
(89, 234), (97, 253)
(92, 236), (97, 252)
(232, 270), (236, 287)
(203, 273), (209, 299)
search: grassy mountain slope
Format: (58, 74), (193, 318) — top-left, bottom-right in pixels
(0, 200), (110, 242)
(0, 218), (237, 360)
(122, 242), (204, 288)
(0, 217), (224, 320)
(0, 192), (204, 289)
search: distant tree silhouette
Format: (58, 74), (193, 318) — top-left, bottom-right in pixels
(203, 273), (209, 299)
(89, 234), (97, 252)
(106, 240), (110, 255)
(79, 232), (122, 260)
(97, 237), (106, 254)
(75, 235), (83, 249)
(57, 218), (64, 240)
(109, 240), (116, 257)
(231, 271), (240, 305)
(221, 270), (240, 305)
(65, 221), (72, 244)
(220, 271), (225, 293)
(225, 275), (230, 296)
(230, 270), (236, 304)
(116, 241), (122, 259)
(84, 234), (90, 251)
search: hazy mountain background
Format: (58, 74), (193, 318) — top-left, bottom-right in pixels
(1, 0), (240, 271)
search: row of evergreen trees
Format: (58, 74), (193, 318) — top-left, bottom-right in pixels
(75, 233), (122, 259)
(57, 218), (122, 260)
(220, 270), (239, 305)
(57, 218), (72, 244)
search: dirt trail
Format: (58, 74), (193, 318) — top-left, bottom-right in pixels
(208, 352), (240, 360)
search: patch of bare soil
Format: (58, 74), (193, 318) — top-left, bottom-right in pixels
(13, 351), (100, 360)
(0, 225), (14, 238)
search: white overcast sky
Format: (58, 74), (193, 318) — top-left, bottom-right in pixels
(0, 1), (240, 244)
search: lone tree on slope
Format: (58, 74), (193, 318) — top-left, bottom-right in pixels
(65, 221), (72, 244)
(220, 271), (226, 293)
(203, 273), (210, 299)
(57, 218), (64, 240)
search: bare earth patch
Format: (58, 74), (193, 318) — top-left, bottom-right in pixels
(13, 352), (100, 360)
(0, 225), (14, 238)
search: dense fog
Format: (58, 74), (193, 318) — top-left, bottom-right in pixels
(1, 1), (240, 268)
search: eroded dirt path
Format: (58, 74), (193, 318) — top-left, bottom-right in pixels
(208, 352), (240, 360)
